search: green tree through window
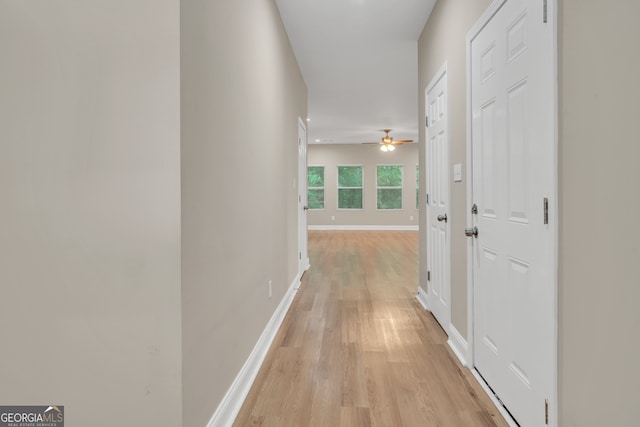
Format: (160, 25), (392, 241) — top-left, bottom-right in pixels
(307, 166), (324, 209)
(338, 166), (363, 209)
(377, 165), (403, 209)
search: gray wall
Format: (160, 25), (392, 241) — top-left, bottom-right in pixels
(307, 144), (419, 227)
(180, 0), (307, 425)
(559, 0), (640, 425)
(0, 1), (307, 426)
(417, 0), (491, 337)
(0, 1), (182, 426)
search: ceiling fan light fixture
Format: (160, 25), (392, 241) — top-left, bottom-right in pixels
(363, 129), (412, 151)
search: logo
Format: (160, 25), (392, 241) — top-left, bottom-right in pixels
(0, 405), (64, 427)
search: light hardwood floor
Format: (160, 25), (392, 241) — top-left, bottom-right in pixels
(233, 230), (507, 427)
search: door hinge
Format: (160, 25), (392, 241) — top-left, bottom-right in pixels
(543, 0), (548, 23)
(427, 271), (431, 281)
(426, 193), (430, 205)
(543, 197), (549, 224)
(299, 252), (301, 260)
(545, 398), (549, 425)
(471, 203), (478, 214)
(425, 116), (429, 128)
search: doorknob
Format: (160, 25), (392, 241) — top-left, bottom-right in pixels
(303, 205), (309, 211)
(437, 214), (447, 223)
(464, 227), (478, 237)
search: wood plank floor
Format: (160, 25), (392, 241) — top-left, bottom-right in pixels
(234, 231), (507, 427)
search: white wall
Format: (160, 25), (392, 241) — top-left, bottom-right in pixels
(180, 0), (308, 425)
(0, 1), (182, 426)
(307, 144), (419, 228)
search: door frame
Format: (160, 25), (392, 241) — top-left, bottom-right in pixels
(425, 61), (451, 335)
(465, 0), (558, 425)
(297, 117), (309, 277)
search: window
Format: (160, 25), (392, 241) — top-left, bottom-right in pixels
(307, 166), (325, 209)
(338, 165), (363, 209)
(416, 165), (420, 209)
(377, 165), (403, 210)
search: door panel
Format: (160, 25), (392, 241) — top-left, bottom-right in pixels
(426, 66), (450, 332)
(471, 0), (555, 425)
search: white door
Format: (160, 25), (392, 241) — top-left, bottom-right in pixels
(297, 118), (309, 276)
(426, 64), (450, 332)
(470, 0), (556, 425)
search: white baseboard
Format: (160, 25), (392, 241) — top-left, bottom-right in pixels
(471, 368), (519, 427)
(206, 274), (301, 427)
(446, 324), (468, 367)
(308, 225), (419, 231)
(416, 286), (429, 311)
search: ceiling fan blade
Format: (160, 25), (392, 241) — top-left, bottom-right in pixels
(362, 142), (382, 145)
(393, 139), (414, 144)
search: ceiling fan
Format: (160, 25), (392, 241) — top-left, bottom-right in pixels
(362, 129), (413, 152)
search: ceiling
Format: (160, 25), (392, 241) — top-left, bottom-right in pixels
(275, 0), (436, 145)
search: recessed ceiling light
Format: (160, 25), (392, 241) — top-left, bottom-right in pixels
(315, 139), (320, 142)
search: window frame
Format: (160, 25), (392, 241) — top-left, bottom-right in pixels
(337, 164), (364, 210)
(307, 165), (325, 210)
(376, 164), (404, 210)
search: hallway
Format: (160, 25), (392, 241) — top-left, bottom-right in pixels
(234, 231), (507, 426)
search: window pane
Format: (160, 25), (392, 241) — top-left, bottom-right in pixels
(338, 166), (362, 187)
(338, 189), (363, 209)
(307, 166), (324, 187)
(308, 189), (324, 209)
(377, 165), (402, 187)
(377, 188), (402, 209)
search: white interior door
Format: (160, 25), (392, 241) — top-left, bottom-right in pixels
(426, 64), (450, 333)
(470, 0), (556, 425)
(297, 118), (309, 276)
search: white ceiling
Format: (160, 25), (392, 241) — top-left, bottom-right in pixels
(275, 0), (436, 145)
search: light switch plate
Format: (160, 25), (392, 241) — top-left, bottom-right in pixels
(453, 163), (462, 182)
